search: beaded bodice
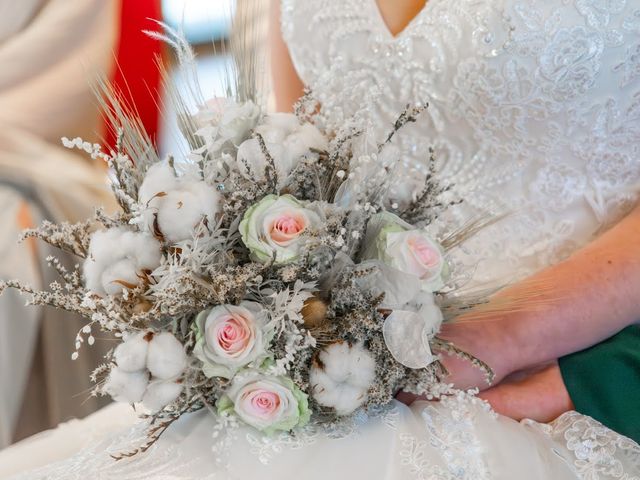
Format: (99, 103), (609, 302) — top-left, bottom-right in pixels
(281, 0), (640, 284)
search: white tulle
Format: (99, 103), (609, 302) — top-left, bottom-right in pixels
(1, 398), (639, 479)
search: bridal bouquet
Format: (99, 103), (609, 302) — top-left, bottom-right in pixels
(1, 25), (494, 457)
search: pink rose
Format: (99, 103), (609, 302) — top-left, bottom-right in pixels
(362, 212), (449, 294)
(218, 372), (310, 433)
(267, 211), (308, 245)
(239, 388), (282, 421)
(194, 302), (272, 378)
(383, 229), (447, 291)
(240, 195), (322, 264)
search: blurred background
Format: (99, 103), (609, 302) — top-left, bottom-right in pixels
(0, 0), (268, 449)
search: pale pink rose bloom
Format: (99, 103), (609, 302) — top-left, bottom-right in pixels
(267, 211), (308, 245)
(205, 309), (256, 360)
(194, 302), (270, 379)
(213, 314), (254, 357)
(387, 231), (444, 281)
(407, 235), (441, 272)
(240, 388), (282, 420)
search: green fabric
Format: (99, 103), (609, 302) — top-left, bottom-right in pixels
(559, 325), (640, 443)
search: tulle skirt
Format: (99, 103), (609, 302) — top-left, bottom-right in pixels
(1, 393), (639, 480)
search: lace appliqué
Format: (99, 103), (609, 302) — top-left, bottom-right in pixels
(546, 412), (640, 480)
(398, 393), (495, 480)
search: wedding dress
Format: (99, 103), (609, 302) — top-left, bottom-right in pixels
(1, 0), (640, 478)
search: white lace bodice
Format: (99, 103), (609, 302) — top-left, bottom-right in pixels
(282, 0), (640, 283)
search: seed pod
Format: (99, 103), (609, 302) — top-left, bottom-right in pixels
(302, 296), (328, 328)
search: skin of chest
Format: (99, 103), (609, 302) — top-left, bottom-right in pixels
(374, 0), (428, 36)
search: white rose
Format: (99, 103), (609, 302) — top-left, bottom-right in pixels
(240, 194), (322, 264)
(236, 113), (327, 185)
(138, 162), (221, 244)
(363, 212), (448, 292)
(83, 228), (162, 296)
(193, 97), (260, 151)
(193, 302), (272, 379)
(218, 372), (310, 434)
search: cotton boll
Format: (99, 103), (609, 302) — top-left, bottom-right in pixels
(146, 332), (187, 380)
(237, 137), (292, 183)
(138, 162), (221, 244)
(280, 122), (328, 166)
(127, 233), (166, 272)
(138, 162), (179, 204)
(100, 258), (139, 295)
(83, 228), (162, 296)
(113, 333), (149, 372)
(141, 380), (183, 413)
(259, 112), (301, 138)
(310, 369), (367, 416)
(155, 183), (220, 244)
(103, 367), (149, 404)
(236, 138), (264, 178)
(309, 342), (376, 416)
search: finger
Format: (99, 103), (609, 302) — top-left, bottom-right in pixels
(478, 363), (574, 423)
(395, 390), (420, 406)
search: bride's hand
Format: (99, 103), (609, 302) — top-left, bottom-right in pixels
(436, 317), (518, 390)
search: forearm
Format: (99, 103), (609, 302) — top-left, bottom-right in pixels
(491, 203), (640, 371)
(438, 203), (640, 388)
(269, 0), (305, 112)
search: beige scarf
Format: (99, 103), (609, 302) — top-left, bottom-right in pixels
(0, 0), (119, 447)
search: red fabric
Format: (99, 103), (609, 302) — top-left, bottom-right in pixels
(104, 0), (163, 149)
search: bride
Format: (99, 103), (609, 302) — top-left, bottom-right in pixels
(1, 0), (639, 478)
